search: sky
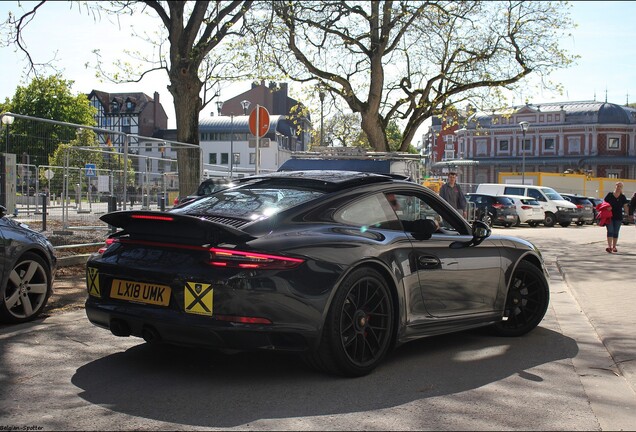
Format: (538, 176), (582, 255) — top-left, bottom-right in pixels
(0, 1), (635, 131)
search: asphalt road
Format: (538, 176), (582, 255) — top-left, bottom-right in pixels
(0, 223), (635, 430)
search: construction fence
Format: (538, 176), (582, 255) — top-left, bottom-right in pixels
(0, 112), (201, 234)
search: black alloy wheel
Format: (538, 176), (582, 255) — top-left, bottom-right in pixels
(0, 253), (52, 324)
(490, 261), (549, 337)
(306, 267), (394, 377)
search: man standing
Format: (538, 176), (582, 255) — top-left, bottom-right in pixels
(439, 171), (467, 218)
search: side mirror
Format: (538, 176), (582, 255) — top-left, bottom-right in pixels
(450, 220), (491, 249)
(471, 220), (491, 246)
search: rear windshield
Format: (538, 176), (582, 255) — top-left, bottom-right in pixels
(172, 186), (324, 218)
(496, 197), (514, 205)
(521, 198), (540, 205)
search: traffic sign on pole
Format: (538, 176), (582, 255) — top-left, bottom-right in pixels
(85, 163), (96, 177)
(248, 106), (270, 138)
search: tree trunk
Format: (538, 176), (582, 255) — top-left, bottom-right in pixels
(168, 72), (203, 198)
(361, 111), (389, 151)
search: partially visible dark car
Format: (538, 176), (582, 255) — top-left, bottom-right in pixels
(587, 197), (603, 223)
(0, 206), (57, 323)
(465, 193), (518, 227)
(173, 178), (235, 207)
(560, 194), (594, 225)
(86, 171), (550, 377)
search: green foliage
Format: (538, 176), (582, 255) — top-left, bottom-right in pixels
(3, 74), (96, 164)
(46, 129), (133, 192)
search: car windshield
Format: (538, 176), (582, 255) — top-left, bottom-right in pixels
(541, 187), (565, 200)
(172, 186), (323, 219)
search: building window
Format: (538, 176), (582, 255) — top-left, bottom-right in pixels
(145, 143), (153, 152)
(498, 140), (509, 152)
(476, 139), (487, 156)
(249, 153), (256, 164)
(568, 137), (581, 153)
(221, 153), (229, 164)
(608, 137), (620, 150)
(233, 153), (240, 165)
(522, 139), (532, 152)
(543, 138), (555, 151)
(606, 170), (620, 179)
(208, 153), (217, 164)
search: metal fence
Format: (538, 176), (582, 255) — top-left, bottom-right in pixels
(1, 112), (201, 234)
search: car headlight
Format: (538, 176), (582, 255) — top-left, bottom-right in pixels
(557, 206), (569, 212)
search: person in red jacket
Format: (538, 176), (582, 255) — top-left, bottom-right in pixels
(603, 181), (629, 253)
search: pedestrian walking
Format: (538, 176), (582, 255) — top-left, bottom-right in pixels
(603, 181), (629, 253)
(630, 192), (636, 223)
(439, 171), (467, 218)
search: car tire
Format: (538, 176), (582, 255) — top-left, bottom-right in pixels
(576, 221), (584, 226)
(0, 252), (52, 324)
(559, 222), (571, 227)
(490, 261), (549, 337)
(481, 213), (493, 228)
(543, 212), (556, 227)
(504, 223), (512, 228)
(304, 267), (394, 377)
(528, 222), (538, 227)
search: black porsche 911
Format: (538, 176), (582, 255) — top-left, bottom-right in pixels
(85, 171), (550, 377)
(0, 205), (57, 324)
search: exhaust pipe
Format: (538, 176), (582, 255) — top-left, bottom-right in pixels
(141, 326), (161, 344)
(110, 319), (131, 337)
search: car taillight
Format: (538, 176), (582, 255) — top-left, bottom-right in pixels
(492, 203), (503, 209)
(576, 204), (583, 209)
(131, 214), (174, 221)
(208, 247), (305, 269)
(521, 205), (533, 210)
(97, 238), (118, 254)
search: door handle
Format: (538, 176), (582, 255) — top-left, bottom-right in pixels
(417, 255), (441, 269)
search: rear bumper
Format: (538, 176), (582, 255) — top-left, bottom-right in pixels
(86, 300), (317, 352)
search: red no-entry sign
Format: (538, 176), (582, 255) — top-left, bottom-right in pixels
(248, 105), (270, 138)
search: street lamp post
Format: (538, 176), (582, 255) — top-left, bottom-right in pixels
(2, 114), (14, 154)
(1, 114), (14, 209)
(216, 100), (235, 179)
(240, 100), (251, 174)
(241, 100), (251, 115)
(318, 89), (325, 146)
(519, 121), (530, 185)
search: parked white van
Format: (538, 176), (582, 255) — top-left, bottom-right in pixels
(475, 184), (579, 227)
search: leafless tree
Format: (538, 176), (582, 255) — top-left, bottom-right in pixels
(4, 0), (254, 196)
(261, 0), (575, 151)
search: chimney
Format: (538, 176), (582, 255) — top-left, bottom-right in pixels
(153, 92), (160, 130)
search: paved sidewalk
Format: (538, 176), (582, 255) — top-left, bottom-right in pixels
(556, 237), (636, 396)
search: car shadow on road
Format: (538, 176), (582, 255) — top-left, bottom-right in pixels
(71, 326), (578, 428)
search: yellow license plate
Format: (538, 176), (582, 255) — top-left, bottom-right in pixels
(110, 279), (171, 306)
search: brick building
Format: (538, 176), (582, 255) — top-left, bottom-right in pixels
(424, 101), (636, 185)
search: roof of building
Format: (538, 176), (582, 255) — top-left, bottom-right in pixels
(88, 90), (158, 115)
(199, 114), (293, 136)
(471, 100), (636, 128)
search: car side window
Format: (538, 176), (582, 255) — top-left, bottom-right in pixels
(385, 192), (463, 234)
(335, 193), (401, 230)
(527, 189), (546, 201)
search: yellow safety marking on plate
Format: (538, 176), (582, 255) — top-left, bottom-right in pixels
(184, 282), (213, 316)
(87, 267), (100, 297)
